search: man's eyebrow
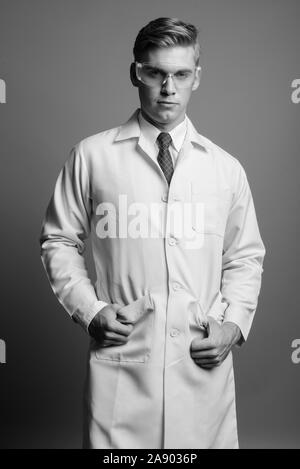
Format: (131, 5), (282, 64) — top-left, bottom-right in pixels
(147, 65), (194, 73)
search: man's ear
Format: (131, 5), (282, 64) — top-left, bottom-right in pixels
(192, 66), (202, 91)
(130, 63), (139, 87)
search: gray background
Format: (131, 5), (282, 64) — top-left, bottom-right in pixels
(1, 0), (299, 448)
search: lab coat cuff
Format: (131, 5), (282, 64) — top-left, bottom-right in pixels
(72, 300), (109, 333)
(222, 306), (252, 347)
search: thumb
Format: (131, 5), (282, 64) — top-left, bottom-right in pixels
(207, 317), (222, 336)
(190, 334), (212, 351)
(110, 303), (123, 313)
(110, 303), (131, 324)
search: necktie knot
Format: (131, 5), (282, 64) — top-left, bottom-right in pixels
(157, 132), (172, 150)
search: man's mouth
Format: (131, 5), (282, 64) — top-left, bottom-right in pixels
(157, 101), (178, 106)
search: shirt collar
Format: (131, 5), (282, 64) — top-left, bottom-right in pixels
(137, 110), (187, 153)
(115, 108), (209, 153)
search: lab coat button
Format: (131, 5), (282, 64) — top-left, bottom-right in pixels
(168, 237), (177, 246)
(161, 193), (168, 202)
(170, 328), (180, 338)
(172, 282), (182, 291)
(172, 194), (182, 202)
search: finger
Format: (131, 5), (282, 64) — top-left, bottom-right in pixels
(104, 331), (130, 343)
(193, 357), (221, 366)
(190, 338), (215, 352)
(190, 350), (218, 359)
(198, 363), (217, 369)
(193, 356), (222, 367)
(193, 358), (217, 369)
(192, 345), (230, 363)
(107, 320), (134, 336)
(102, 339), (127, 347)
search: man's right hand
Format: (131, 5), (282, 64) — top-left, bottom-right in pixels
(88, 303), (134, 347)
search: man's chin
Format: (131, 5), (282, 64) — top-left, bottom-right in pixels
(153, 109), (180, 124)
(142, 107), (182, 129)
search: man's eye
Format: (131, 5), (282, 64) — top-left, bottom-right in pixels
(146, 69), (160, 77)
(175, 71), (190, 79)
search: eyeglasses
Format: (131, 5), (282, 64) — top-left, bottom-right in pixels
(135, 62), (201, 89)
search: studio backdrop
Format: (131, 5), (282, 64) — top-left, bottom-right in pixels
(0, 0), (299, 448)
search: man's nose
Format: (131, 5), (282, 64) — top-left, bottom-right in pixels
(161, 75), (176, 95)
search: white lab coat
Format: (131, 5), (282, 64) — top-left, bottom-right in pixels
(40, 109), (265, 449)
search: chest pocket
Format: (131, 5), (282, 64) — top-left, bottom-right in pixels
(191, 183), (232, 236)
(92, 293), (155, 363)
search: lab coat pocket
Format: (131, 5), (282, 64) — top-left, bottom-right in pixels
(94, 293), (155, 363)
(207, 291), (229, 325)
(188, 300), (208, 342)
(191, 183), (232, 236)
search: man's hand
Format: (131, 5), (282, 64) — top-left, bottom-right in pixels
(190, 318), (242, 369)
(88, 303), (134, 347)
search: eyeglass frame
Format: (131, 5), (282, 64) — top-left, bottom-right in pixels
(135, 61), (202, 89)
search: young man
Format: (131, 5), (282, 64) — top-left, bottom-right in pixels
(40, 17), (265, 449)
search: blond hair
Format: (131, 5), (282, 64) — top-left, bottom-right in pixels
(133, 17), (201, 65)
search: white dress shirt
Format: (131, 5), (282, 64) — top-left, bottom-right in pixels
(137, 110), (187, 167)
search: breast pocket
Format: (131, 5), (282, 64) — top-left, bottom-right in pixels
(191, 183), (232, 236)
(92, 293), (155, 363)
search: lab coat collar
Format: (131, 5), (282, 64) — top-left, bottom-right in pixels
(115, 108), (209, 153)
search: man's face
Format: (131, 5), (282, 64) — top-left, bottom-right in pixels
(131, 45), (200, 131)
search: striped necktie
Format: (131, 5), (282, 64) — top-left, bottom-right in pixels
(157, 132), (174, 185)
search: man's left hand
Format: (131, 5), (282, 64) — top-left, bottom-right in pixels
(190, 318), (242, 369)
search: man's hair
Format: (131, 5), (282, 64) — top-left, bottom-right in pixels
(133, 17), (201, 65)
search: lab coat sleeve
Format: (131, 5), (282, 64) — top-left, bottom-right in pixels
(39, 142), (108, 332)
(220, 161), (266, 344)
